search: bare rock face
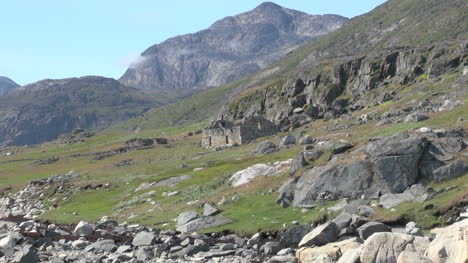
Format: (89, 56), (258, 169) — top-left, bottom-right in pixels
(119, 2), (348, 91)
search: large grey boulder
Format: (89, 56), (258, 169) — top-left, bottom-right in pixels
(13, 245), (40, 263)
(332, 213), (353, 231)
(86, 239), (117, 253)
(176, 216), (232, 233)
(0, 235), (18, 250)
(357, 222), (391, 240)
(253, 141), (278, 156)
(360, 232), (429, 263)
(132, 231), (156, 247)
(177, 211), (199, 226)
(304, 150), (324, 162)
(404, 113), (429, 123)
(298, 222), (339, 247)
(380, 192), (416, 209)
(261, 241), (282, 255)
(135, 246), (153, 261)
(73, 221), (93, 237)
(365, 134), (427, 158)
(432, 160), (467, 183)
(279, 224), (312, 247)
(289, 152), (307, 175)
(397, 251), (432, 263)
(293, 161), (376, 207)
(297, 237), (362, 263)
(365, 134), (428, 193)
(300, 135), (314, 145)
(203, 202), (219, 216)
(332, 143), (354, 154)
(337, 246), (362, 263)
(426, 219), (468, 263)
(280, 135), (296, 148)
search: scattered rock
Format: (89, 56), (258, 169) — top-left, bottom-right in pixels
(357, 222), (391, 240)
(404, 113), (429, 123)
(289, 152), (307, 175)
(176, 216), (232, 233)
(177, 211), (199, 227)
(280, 135), (296, 148)
(298, 222), (339, 248)
(253, 141), (278, 155)
(300, 136), (314, 145)
(203, 202), (219, 216)
(332, 142), (354, 154)
(132, 231), (155, 247)
(404, 221), (423, 236)
(73, 221), (92, 237)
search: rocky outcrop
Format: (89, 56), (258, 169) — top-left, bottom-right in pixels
(279, 130), (467, 207)
(219, 42), (467, 131)
(119, 3), (348, 91)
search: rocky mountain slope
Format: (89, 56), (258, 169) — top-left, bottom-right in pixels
(0, 76), (164, 146)
(0, 76), (19, 96)
(119, 2), (348, 90)
(113, 0), (467, 132)
(215, 0), (468, 129)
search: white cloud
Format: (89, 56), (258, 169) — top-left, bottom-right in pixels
(117, 52), (149, 69)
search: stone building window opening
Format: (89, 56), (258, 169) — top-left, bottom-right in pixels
(209, 137), (212, 147)
(226, 136), (229, 144)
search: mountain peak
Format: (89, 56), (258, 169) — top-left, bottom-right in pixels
(0, 76), (20, 96)
(120, 4), (348, 90)
(254, 2), (283, 11)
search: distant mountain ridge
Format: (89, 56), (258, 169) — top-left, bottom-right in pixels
(119, 2), (348, 90)
(0, 76), (162, 146)
(0, 76), (19, 96)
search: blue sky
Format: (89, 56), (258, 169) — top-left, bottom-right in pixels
(0, 0), (387, 85)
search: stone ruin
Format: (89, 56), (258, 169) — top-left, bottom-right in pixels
(202, 116), (277, 148)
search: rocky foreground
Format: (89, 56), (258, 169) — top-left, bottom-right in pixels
(0, 207), (467, 263)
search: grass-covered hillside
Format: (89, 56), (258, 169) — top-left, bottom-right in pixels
(1, 75), (466, 234)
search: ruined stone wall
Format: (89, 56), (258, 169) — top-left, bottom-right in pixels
(202, 126), (242, 148)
